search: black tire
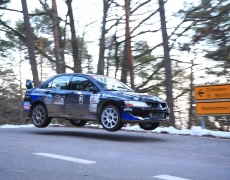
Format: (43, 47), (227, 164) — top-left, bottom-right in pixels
(138, 122), (160, 130)
(100, 105), (124, 132)
(70, 120), (87, 127)
(31, 104), (51, 128)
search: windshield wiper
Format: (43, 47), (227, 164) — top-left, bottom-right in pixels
(123, 90), (135, 92)
(116, 86), (134, 92)
(106, 89), (119, 91)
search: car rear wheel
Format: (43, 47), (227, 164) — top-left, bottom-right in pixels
(70, 120), (87, 127)
(100, 105), (123, 132)
(138, 122), (160, 130)
(31, 104), (51, 128)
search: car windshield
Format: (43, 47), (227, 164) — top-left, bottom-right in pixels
(91, 76), (134, 92)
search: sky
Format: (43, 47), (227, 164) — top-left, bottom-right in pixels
(1, 123), (230, 139)
(4, 0), (189, 77)
(4, 0), (226, 86)
(4, 0), (221, 80)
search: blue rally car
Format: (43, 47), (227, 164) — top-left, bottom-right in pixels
(22, 73), (170, 132)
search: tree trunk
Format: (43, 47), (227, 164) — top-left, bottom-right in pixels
(120, 41), (128, 84)
(97, 0), (110, 75)
(124, 0), (135, 89)
(158, 0), (175, 127)
(21, 0), (39, 87)
(59, 14), (68, 73)
(39, 37), (43, 82)
(66, 0), (80, 73)
(52, 0), (61, 74)
(19, 41), (23, 101)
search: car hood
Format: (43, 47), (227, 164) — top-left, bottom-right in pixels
(104, 91), (165, 102)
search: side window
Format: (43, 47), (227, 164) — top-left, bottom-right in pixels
(45, 76), (70, 90)
(70, 76), (94, 91)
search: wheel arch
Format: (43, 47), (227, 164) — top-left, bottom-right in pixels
(30, 100), (47, 117)
(99, 100), (122, 116)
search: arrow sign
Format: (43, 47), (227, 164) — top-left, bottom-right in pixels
(198, 89), (204, 97)
(194, 84), (230, 100)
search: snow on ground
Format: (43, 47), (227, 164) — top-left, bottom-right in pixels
(1, 123), (230, 139)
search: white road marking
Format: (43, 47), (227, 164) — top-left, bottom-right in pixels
(33, 153), (97, 164)
(154, 175), (190, 180)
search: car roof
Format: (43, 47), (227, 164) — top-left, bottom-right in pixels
(56, 73), (108, 77)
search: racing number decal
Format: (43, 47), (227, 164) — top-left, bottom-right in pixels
(79, 94), (84, 104)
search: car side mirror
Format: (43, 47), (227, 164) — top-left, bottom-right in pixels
(26, 79), (33, 89)
(89, 86), (98, 93)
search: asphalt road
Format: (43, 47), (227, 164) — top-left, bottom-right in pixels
(0, 126), (230, 180)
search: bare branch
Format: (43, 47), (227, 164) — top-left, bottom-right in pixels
(0, 19), (73, 71)
(130, 0), (151, 15)
(137, 82), (165, 93)
(135, 61), (164, 90)
(169, 21), (197, 51)
(0, 7), (22, 13)
(131, 8), (159, 34)
(106, 15), (124, 33)
(134, 56), (163, 68)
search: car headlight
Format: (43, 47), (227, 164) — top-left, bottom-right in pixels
(124, 101), (148, 107)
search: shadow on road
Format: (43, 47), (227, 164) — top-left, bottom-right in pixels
(27, 127), (166, 143)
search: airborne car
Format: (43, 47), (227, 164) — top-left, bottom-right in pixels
(22, 74), (169, 132)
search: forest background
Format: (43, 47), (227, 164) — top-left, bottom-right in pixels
(0, 0), (229, 131)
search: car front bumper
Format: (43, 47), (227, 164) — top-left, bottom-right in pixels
(120, 106), (170, 123)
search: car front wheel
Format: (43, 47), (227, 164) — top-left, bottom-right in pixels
(70, 120), (87, 127)
(138, 122), (160, 130)
(100, 105), (123, 132)
(31, 104), (51, 128)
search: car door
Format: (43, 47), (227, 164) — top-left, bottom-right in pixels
(43, 75), (71, 117)
(66, 75), (98, 120)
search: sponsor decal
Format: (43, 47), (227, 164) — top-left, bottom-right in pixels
(79, 94), (84, 104)
(54, 95), (65, 105)
(89, 103), (97, 112)
(23, 101), (30, 110)
(90, 94), (100, 104)
(89, 94), (100, 112)
(102, 94), (111, 97)
(124, 107), (132, 111)
(102, 93), (127, 100)
(102, 94), (118, 98)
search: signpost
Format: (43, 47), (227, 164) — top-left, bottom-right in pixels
(194, 83), (230, 128)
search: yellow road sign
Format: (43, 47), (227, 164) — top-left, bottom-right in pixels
(194, 84), (230, 100)
(196, 101), (230, 115)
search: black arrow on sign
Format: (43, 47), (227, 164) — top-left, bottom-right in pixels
(198, 89), (205, 97)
